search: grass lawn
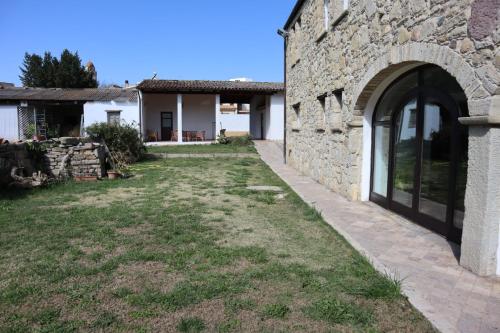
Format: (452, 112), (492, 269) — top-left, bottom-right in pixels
(0, 157), (434, 332)
(146, 144), (257, 154)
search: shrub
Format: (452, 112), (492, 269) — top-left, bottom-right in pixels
(217, 131), (253, 146)
(85, 122), (145, 163)
(228, 134), (253, 146)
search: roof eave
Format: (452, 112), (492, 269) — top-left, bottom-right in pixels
(284, 0), (307, 30)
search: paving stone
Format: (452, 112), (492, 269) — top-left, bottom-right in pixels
(246, 185), (284, 192)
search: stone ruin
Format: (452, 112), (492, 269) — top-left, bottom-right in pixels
(0, 137), (107, 189)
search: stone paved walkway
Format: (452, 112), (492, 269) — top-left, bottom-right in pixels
(254, 140), (500, 333)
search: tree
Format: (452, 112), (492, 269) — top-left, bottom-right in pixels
(19, 49), (97, 88)
(19, 53), (44, 87)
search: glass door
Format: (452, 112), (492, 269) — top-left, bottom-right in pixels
(161, 112), (173, 141)
(387, 90), (461, 239)
(371, 65), (468, 243)
(391, 98), (418, 209)
(418, 99), (452, 222)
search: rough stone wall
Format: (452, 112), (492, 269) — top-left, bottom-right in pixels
(285, 0), (499, 200)
(44, 142), (106, 179)
(0, 144), (35, 186)
(0, 139), (106, 187)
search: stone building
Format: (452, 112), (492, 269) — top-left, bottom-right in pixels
(282, 0), (499, 276)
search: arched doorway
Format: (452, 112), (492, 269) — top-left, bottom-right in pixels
(370, 65), (468, 243)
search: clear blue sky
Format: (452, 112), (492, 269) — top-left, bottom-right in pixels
(0, 0), (296, 86)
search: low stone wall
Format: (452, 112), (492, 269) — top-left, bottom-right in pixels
(44, 141), (106, 179)
(0, 143), (35, 186)
(0, 138), (107, 187)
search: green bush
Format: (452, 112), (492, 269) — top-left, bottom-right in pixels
(85, 122), (145, 163)
(217, 131), (253, 146)
(228, 135), (253, 146)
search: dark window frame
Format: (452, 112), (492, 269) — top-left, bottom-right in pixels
(369, 65), (468, 244)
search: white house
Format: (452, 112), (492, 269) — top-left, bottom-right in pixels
(0, 80), (285, 143)
(0, 88), (137, 141)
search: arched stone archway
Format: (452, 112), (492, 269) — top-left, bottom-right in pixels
(351, 42), (492, 117)
(352, 42), (500, 276)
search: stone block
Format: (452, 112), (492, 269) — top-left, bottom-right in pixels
(60, 137), (80, 146)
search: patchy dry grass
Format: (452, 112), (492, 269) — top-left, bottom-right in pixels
(0, 157), (435, 332)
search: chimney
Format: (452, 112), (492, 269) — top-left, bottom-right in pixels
(124, 80), (129, 88)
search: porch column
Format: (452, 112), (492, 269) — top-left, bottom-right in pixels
(215, 94), (221, 139)
(177, 94), (183, 143)
(139, 91), (146, 139)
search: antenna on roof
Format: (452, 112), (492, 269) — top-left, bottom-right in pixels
(151, 72), (157, 80)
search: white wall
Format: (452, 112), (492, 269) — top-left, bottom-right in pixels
(250, 95), (266, 139)
(265, 94), (284, 140)
(219, 113), (249, 132)
(83, 100), (139, 128)
(183, 95), (217, 140)
(249, 94), (284, 140)
(0, 105), (19, 141)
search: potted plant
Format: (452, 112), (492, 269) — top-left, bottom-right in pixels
(107, 170), (120, 180)
(24, 124), (36, 140)
(108, 151), (129, 180)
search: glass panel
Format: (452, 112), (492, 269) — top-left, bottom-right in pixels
(162, 119), (171, 127)
(454, 125), (468, 229)
(392, 99), (417, 207)
(375, 72), (418, 122)
(372, 124), (390, 197)
(161, 114), (172, 128)
(418, 102), (451, 222)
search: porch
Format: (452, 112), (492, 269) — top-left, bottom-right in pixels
(137, 79), (284, 144)
(141, 94), (219, 143)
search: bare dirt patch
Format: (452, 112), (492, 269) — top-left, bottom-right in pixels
(113, 262), (184, 294)
(56, 188), (146, 209)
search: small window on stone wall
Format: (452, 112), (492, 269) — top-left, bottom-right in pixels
(314, 0), (327, 41)
(317, 94), (328, 131)
(290, 18), (302, 66)
(292, 103), (301, 130)
(329, 0), (349, 28)
(329, 89), (344, 132)
(332, 89), (344, 111)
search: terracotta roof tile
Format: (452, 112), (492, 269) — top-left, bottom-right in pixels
(0, 87), (138, 102)
(137, 80), (284, 94)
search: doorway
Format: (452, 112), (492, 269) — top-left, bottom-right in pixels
(260, 112), (265, 140)
(161, 112), (173, 141)
(370, 65), (468, 243)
